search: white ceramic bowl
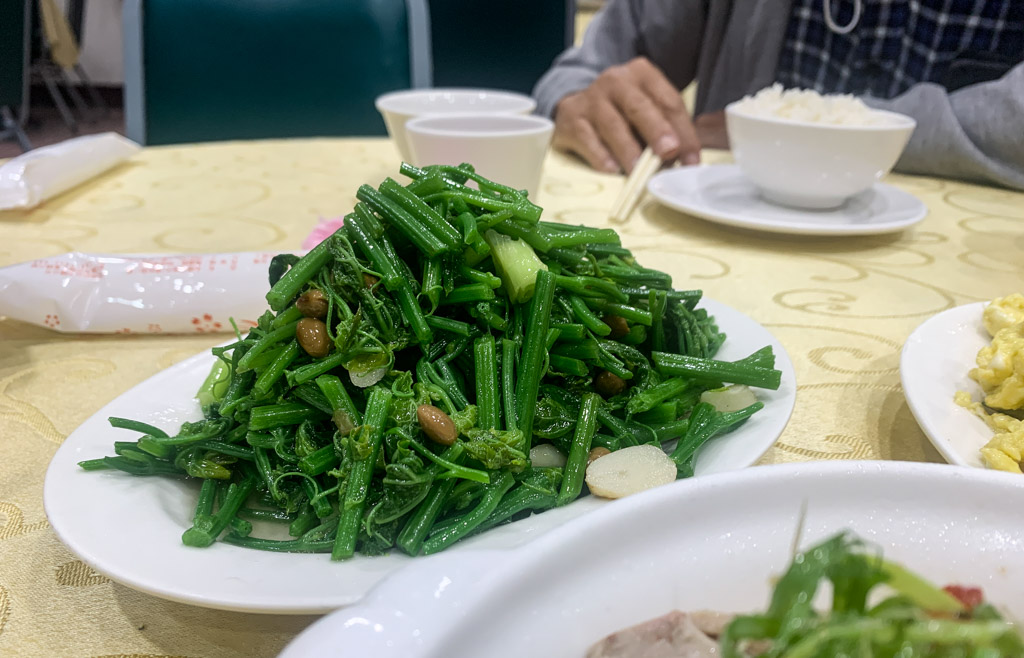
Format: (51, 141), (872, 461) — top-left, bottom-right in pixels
(405, 113), (554, 198)
(725, 104), (915, 209)
(375, 88), (537, 162)
(280, 461), (1024, 657)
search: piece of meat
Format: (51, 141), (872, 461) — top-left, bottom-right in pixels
(688, 611), (735, 638)
(585, 610), (721, 658)
(943, 585), (985, 611)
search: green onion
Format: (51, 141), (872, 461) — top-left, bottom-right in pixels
(515, 269), (556, 449)
(332, 386), (392, 560)
(557, 393), (599, 506)
(356, 185), (450, 258)
(474, 335), (500, 430)
(196, 359), (231, 408)
(652, 351), (782, 390)
(440, 283), (496, 306)
(266, 238), (333, 311)
(501, 338), (519, 431)
(421, 471), (515, 555)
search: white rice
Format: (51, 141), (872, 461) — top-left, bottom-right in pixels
(731, 83), (887, 126)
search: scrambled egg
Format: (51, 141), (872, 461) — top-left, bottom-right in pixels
(983, 292), (1024, 335)
(956, 294), (1024, 473)
(956, 392), (1024, 473)
(971, 295), (1024, 411)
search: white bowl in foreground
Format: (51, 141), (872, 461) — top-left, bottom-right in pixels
(281, 460), (1024, 657)
(725, 104), (915, 209)
(405, 113), (554, 198)
(375, 88), (536, 162)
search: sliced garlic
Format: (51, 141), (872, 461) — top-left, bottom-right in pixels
(585, 444), (676, 499)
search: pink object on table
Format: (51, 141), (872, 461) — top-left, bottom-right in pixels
(302, 216), (346, 249)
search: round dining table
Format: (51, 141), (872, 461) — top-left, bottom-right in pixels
(0, 137), (1022, 657)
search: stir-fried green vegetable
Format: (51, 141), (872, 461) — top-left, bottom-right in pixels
(721, 532), (1024, 657)
(79, 163), (783, 560)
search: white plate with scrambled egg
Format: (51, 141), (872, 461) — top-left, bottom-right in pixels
(901, 295), (1024, 471)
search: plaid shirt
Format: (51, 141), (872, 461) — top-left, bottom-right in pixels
(776, 0), (1024, 98)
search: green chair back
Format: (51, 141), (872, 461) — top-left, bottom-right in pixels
(0, 0), (29, 110)
(428, 0), (574, 96)
(124, 0), (431, 145)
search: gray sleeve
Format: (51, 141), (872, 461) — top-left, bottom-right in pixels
(532, 0), (707, 119)
(863, 62), (1024, 190)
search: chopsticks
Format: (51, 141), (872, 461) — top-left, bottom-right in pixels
(609, 147), (663, 224)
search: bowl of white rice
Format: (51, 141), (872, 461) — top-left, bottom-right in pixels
(725, 84), (915, 209)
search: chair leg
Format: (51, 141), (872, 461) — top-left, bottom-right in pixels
(1, 107), (33, 152)
(20, 67), (33, 129)
(59, 70), (92, 122)
(74, 64), (110, 118)
(40, 68), (78, 134)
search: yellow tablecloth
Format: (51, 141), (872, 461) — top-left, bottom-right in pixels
(1, 138), (1022, 657)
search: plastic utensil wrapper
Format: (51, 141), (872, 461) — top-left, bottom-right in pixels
(0, 252), (284, 333)
(0, 133), (141, 210)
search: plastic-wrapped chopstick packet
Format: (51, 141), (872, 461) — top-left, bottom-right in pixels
(0, 133), (141, 210)
(0, 252), (285, 333)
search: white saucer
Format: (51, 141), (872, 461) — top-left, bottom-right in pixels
(647, 164), (927, 236)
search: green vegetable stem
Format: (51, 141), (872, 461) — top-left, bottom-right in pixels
(720, 532), (1024, 657)
(332, 386), (392, 560)
(79, 162), (779, 562)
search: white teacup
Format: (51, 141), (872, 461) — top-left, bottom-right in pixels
(405, 114), (554, 199)
(375, 89), (536, 163)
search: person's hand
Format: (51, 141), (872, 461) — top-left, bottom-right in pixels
(694, 111), (729, 150)
(552, 57), (701, 174)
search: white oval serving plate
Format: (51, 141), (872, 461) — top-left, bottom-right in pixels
(281, 460), (1024, 657)
(43, 298), (796, 614)
(901, 302), (993, 468)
